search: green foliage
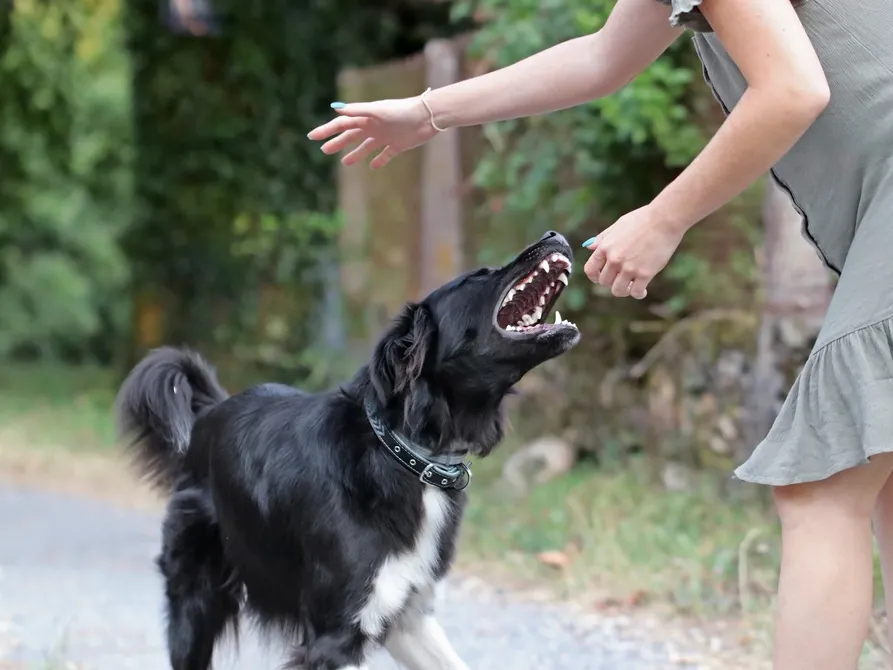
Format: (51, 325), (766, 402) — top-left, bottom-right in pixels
(453, 0), (706, 237)
(122, 0), (467, 371)
(0, 0), (132, 358)
(0, 0), (463, 365)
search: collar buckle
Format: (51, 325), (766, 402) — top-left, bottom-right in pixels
(365, 398), (473, 492)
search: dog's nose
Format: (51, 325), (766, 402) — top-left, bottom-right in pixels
(540, 230), (568, 245)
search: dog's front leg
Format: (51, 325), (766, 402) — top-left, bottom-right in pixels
(385, 613), (468, 670)
(384, 585), (468, 670)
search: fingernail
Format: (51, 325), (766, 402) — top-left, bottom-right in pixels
(330, 102), (346, 110)
(581, 237), (596, 248)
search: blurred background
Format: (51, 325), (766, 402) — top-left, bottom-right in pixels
(0, 0), (882, 668)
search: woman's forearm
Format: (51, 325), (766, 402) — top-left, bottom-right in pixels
(426, 0), (682, 129)
(426, 35), (616, 129)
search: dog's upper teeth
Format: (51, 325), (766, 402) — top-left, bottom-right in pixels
(550, 253), (571, 270)
(554, 311), (561, 324)
(539, 260), (550, 273)
(538, 295), (546, 306)
(558, 273), (569, 286)
(522, 314), (534, 325)
(533, 306), (543, 322)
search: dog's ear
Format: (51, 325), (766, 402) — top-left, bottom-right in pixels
(370, 302), (437, 403)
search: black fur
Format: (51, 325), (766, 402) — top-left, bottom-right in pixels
(116, 232), (579, 670)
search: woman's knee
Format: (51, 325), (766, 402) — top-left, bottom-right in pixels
(774, 454), (893, 529)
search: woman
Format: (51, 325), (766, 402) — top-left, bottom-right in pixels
(308, 0), (893, 666)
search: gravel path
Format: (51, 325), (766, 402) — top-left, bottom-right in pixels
(0, 483), (699, 670)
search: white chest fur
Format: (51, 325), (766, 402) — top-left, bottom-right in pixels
(356, 487), (452, 639)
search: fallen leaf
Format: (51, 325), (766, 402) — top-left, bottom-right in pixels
(536, 550), (571, 570)
(625, 589), (649, 608)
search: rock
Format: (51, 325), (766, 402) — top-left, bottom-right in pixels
(501, 436), (578, 495)
(716, 414), (738, 441)
(661, 461), (696, 492)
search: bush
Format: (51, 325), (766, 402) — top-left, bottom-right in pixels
(0, 0), (132, 359)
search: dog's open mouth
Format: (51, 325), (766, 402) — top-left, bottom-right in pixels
(495, 252), (577, 335)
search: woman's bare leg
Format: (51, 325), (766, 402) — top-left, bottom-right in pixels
(871, 469), (893, 651)
(773, 453), (893, 670)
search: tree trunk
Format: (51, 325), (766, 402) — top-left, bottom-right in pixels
(742, 178), (834, 460)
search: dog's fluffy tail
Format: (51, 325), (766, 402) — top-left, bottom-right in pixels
(115, 346), (228, 491)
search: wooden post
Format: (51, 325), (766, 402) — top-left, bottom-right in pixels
(337, 56), (427, 349)
(419, 38), (464, 297)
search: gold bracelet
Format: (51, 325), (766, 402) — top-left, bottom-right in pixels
(420, 87), (447, 132)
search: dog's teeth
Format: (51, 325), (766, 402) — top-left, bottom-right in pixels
(533, 306), (543, 322)
(558, 273), (569, 286)
(554, 311), (561, 324)
(538, 295), (546, 307)
(539, 260), (550, 273)
(552, 253), (571, 267)
(522, 314), (534, 325)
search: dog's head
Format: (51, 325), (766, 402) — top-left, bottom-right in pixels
(368, 231), (580, 458)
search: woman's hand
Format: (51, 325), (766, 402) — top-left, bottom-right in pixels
(582, 205), (686, 299)
(307, 96), (438, 169)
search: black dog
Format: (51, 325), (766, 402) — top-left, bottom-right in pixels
(116, 231), (580, 670)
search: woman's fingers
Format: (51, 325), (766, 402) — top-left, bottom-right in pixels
(584, 245), (606, 284)
(321, 128), (367, 156)
(611, 271), (635, 298)
(370, 145), (401, 169)
(597, 260), (620, 289)
(630, 279), (648, 300)
(584, 238), (649, 299)
(308, 115), (371, 141)
(342, 137), (382, 166)
(332, 102), (380, 117)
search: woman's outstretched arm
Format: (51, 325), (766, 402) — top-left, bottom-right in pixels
(308, 0), (682, 168)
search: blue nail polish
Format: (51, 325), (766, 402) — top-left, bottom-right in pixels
(330, 102), (346, 110)
(582, 237), (597, 248)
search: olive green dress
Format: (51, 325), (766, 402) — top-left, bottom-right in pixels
(658, 0), (893, 485)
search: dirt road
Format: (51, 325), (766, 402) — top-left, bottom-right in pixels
(0, 483), (703, 669)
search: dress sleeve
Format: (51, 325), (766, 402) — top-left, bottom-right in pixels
(656, 0), (713, 32)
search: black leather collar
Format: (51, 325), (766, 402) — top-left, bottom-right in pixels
(364, 398), (472, 491)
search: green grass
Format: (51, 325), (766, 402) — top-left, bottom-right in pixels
(459, 449), (781, 616)
(0, 361), (117, 453)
